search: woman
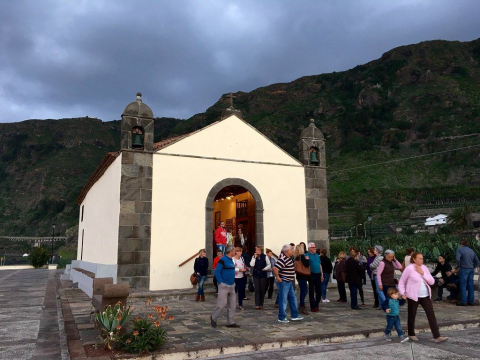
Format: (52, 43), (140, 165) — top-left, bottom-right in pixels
(193, 249), (209, 302)
(357, 250), (367, 306)
(345, 249), (364, 310)
(366, 247), (379, 308)
(299, 242), (308, 254)
(431, 254), (452, 302)
(334, 251), (347, 303)
(234, 247), (248, 310)
(250, 245), (271, 309)
(265, 248), (276, 299)
(294, 244), (310, 314)
(318, 248), (332, 302)
(398, 252), (448, 343)
(377, 249), (402, 300)
(403, 248), (414, 271)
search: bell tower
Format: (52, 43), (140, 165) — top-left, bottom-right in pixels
(299, 119), (329, 251)
(117, 93), (154, 290)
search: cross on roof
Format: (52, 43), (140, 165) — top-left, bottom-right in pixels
(226, 92), (236, 107)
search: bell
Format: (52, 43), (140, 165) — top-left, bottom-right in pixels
(132, 133), (144, 148)
(310, 151), (320, 165)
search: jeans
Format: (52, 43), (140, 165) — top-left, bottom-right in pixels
(374, 276), (386, 305)
(265, 277), (275, 299)
(274, 280), (280, 305)
(308, 273), (322, 310)
(358, 282), (364, 303)
(197, 275), (206, 295)
(371, 279), (379, 307)
(321, 273), (330, 300)
(216, 244), (225, 255)
(298, 279), (308, 306)
(278, 281), (299, 320)
(459, 268), (475, 304)
(348, 284), (358, 309)
(385, 315), (404, 337)
(235, 277), (246, 307)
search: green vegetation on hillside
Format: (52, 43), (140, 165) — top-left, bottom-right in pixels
(1, 38), (480, 236)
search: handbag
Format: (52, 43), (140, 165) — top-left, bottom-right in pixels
(294, 258), (311, 277)
(190, 273), (198, 286)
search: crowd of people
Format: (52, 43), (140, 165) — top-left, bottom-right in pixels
(198, 231), (480, 344)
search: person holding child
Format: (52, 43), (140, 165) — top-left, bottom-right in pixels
(398, 252), (448, 343)
(381, 287), (408, 342)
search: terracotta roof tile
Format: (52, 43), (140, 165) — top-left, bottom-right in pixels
(77, 152), (119, 205)
(153, 133), (193, 151)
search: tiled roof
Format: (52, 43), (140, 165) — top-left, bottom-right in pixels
(77, 152), (119, 205)
(153, 132), (194, 151)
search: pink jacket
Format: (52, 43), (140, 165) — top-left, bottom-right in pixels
(376, 259), (402, 286)
(398, 264), (435, 301)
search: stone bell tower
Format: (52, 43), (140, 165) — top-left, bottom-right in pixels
(299, 119), (329, 251)
(117, 93), (154, 289)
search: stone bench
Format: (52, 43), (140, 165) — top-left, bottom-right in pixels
(67, 260), (117, 298)
(92, 281), (130, 313)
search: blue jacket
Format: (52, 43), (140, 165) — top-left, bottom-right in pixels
(456, 246), (480, 269)
(381, 297), (405, 316)
(214, 255), (236, 285)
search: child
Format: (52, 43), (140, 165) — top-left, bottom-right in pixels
(381, 287), (408, 342)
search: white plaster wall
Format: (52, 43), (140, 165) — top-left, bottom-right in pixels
(150, 155), (307, 290)
(159, 115), (300, 166)
(77, 154), (122, 264)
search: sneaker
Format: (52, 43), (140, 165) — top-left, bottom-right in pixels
(400, 335), (409, 343)
(434, 297), (442, 303)
(238, 306), (245, 311)
(434, 336), (449, 343)
(291, 316), (304, 321)
(278, 318), (290, 323)
(384, 334), (392, 342)
(409, 336), (418, 342)
(322, 299), (330, 303)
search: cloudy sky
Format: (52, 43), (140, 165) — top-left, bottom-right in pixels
(1, 1), (479, 123)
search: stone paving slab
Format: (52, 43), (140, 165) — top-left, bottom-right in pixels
(58, 278), (480, 359)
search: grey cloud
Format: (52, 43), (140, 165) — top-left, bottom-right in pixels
(0, 0), (479, 123)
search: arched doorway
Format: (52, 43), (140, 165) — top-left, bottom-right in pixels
(205, 178), (264, 265)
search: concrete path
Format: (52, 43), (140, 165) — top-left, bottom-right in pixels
(58, 278), (480, 359)
(0, 269), (68, 360)
(204, 326), (480, 359)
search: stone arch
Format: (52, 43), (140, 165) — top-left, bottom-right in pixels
(205, 178), (264, 266)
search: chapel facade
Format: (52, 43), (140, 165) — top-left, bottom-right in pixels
(75, 93), (328, 291)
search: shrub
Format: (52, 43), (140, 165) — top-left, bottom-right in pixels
(120, 298), (173, 354)
(95, 302), (133, 350)
(29, 247), (50, 268)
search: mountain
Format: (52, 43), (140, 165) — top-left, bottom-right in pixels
(1, 38), (480, 236)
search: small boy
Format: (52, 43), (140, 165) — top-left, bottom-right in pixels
(212, 250), (223, 295)
(381, 287), (408, 342)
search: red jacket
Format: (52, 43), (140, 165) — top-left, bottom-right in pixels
(214, 226), (227, 245)
(213, 256), (221, 269)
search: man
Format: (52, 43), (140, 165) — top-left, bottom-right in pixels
(456, 240), (480, 306)
(306, 242), (323, 312)
(376, 249), (402, 300)
(370, 245), (385, 307)
(214, 221), (227, 255)
(274, 244), (304, 323)
(211, 245), (240, 328)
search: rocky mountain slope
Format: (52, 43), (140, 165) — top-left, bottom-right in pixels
(1, 38), (479, 236)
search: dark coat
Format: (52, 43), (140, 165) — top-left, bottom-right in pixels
(320, 255), (333, 274)
(345, 257), (364, 285)
(194, 257), (209, 277)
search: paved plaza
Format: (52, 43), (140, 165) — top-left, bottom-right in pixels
(1, 269), (479, 359)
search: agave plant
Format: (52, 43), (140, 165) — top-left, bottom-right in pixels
(95, 302), (133, 350)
